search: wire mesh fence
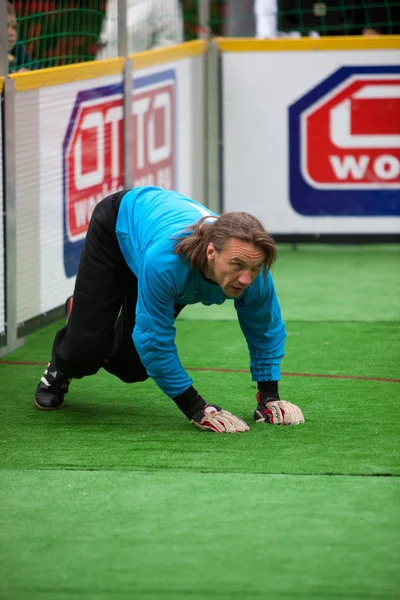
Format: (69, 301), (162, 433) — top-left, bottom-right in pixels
(10, 1), (105, 70)
(254, 0), (400, 38)
(6, 1), (400, 73)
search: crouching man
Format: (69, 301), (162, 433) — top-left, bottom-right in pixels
(34, 186), (304, 432)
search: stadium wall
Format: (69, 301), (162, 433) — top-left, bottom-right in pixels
(1, 37), (399, 354)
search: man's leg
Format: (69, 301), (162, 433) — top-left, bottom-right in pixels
(34, 190), (129, 409)
(104, 292), (186, 384)
(103, 281), (148, 383)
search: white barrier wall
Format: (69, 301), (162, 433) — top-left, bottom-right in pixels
(0, 84), (5, 340)
(2, 38), (399, 350)
(11, 43), (205, 327)
(221, 38), (400, 234)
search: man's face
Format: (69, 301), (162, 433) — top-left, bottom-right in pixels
(8, 13), (17, 51)
(205, 238), (265, 297)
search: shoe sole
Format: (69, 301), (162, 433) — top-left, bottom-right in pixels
(34, 398), (64, 411)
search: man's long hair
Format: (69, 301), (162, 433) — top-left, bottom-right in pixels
(174, 212), (277, 275)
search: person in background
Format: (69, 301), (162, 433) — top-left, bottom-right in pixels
(97, 0), (183, 58)
(362, 0), (400, 35)
(7, 1), (33, 72)
(253, 0), (388, 38)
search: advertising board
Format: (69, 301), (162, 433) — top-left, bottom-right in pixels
(222, 45), (400, 234)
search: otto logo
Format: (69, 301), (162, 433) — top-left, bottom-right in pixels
(289, 66), (400, 217)
(64, 87), (123, 242)
(62, 70), (176, 277)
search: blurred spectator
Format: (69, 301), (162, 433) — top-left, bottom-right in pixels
(13, 1), (105, 69)
(7, 1), (33, 72)
(98, 0), (184, 58)
(254, 0), (277, 37)
(254, 0), (380, 38)
(362, 0), (400, 34)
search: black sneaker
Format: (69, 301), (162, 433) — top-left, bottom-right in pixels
(34, 362), (71, 410)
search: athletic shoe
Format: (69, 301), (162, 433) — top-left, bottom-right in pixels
(34, 296), (73, 410)
(34, 362), (71, 410)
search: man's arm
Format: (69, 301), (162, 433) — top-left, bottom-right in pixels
(133, 251), (248, 432)
(153, 0), (184, 48)
(235, 271), (304, 425)
(235, 271), (286, 386)
(134, 253), (195, 400)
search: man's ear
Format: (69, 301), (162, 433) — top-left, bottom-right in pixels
(206, 242), (215, 261)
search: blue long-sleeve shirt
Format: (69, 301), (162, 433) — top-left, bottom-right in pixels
(116, 186), (286, 398)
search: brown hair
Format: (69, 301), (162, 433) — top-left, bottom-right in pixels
(174, 212), (277, 275)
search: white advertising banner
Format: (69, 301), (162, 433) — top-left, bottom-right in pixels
(13, 51), (204, 323)
(62, 57), (204, 280)
(38, 72), (123, 300)
(222, 49), (400, 234)
(0, 96), (5, 336)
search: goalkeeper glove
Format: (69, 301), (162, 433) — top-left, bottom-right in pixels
(191, 404), (250, 433)
(254, 392), (304, 425)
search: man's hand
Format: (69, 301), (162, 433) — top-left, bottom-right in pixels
(254, 393), (304, 425)
(191, 404), (250, 433)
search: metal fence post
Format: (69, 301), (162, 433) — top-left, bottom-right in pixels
(204, 40), (222, 214)
(198, 0), (211, 39)
(118, 0), (133, 190)
(199, 1), (222, 213)
(123, 57), (134, 189)
(2, 78), (24, 356)
(0, 3), (8, 355)
(117, 0), (128, 56)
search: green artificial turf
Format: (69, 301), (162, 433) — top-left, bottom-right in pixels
(0, 363), (398, 475)
(1, 471), (399, 600)
(181, 244), (400, 322)
(0, 244), (399, 599)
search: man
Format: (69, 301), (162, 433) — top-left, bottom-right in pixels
(7, 1), (34, 73)
(34, 187), (304, 433)
(97, 0), (183, 59)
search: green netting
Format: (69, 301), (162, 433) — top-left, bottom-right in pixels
(10, 1), (105, 71)
(213, 0), (400, 37)
(9, 0), (190, 72)
(273, 0), (400, 37)
(7, 1), (400, 73)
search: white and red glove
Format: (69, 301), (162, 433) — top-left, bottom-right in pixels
(191, 404), (250, 433)
(254, 393), (304, 425)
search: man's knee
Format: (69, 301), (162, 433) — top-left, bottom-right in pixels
(118, 371), (149, 384)
(54, 331), (111, 378)
(103, 359), (149, 384)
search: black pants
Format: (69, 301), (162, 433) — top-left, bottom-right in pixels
(53, 191), (184, 383)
